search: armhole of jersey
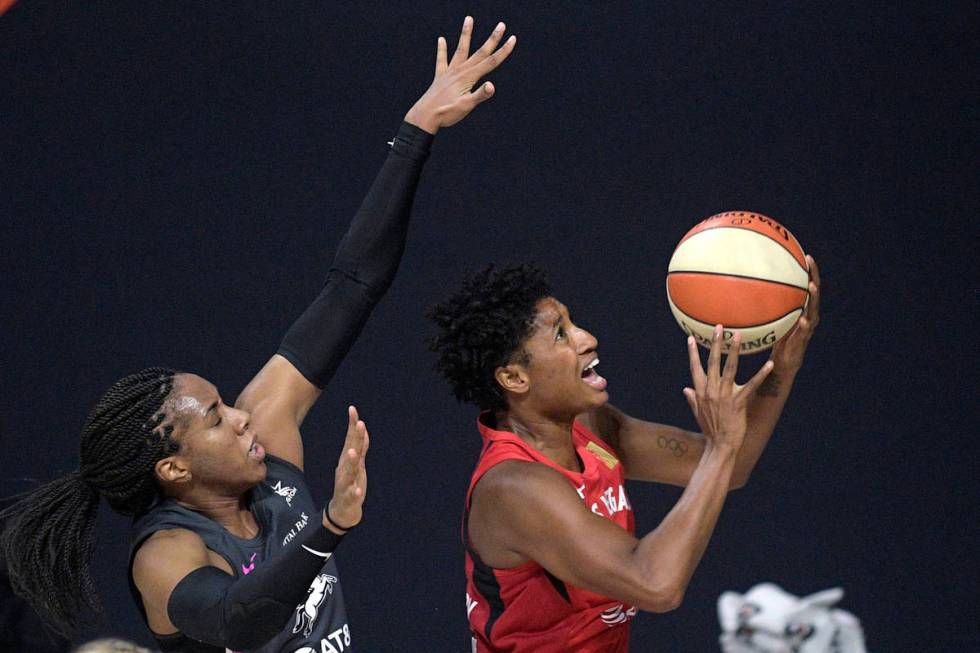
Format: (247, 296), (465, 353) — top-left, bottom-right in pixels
(463, 441), (495, 553)
(463, 442), (540, 576)
(128, 525), (239, 637)
(263, 452), (305, 478)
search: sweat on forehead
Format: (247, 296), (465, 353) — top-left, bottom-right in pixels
(154, 374), (218, 432)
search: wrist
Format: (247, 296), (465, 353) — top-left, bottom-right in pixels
(404, 105), (440, 135)
(322, 505), (355, 535)
(768, 355), (802, 377)
(703, 439), (739, 460)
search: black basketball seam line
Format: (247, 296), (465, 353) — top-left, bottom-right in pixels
(667, 269), (810, 291)
(673, 305), (805, 330)
(678, 225), (809, 274)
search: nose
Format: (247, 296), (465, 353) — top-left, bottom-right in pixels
(227, 406), (251, 434)
(576, 325), (599, 354)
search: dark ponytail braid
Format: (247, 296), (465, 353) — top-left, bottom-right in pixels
(0, 367), (178, 638)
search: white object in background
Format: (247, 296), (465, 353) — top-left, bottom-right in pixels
(717, 582), (867, 653)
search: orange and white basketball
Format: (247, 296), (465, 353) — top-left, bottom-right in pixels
(666, 211), (810, 354)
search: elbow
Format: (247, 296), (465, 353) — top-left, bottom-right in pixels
(636, 583), (685, 613)
(728, 476), (748, 491)
(222, 621), (282, 651)
(729, 470), (751, 491)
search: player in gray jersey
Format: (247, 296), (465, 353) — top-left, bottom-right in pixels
(0, 17), (516, 652)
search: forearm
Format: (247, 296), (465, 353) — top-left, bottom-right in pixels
(634, 445), (736, 608)
(330, 121), (433, 296)
(278, 122), (433, 388)
(733, 367), (798, 486)
(168, 516), (344, 650)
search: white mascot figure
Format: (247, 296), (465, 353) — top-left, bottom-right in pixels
(718, 583), (868, 653)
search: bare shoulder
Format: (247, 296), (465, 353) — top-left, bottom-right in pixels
(475, 459), (578, 505)
(470, 460), (589, 563)
(132, 528), (211, 586)
(132, 528), (222, 634)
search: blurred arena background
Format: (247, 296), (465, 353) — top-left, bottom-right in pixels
(1, 1), (975, 650)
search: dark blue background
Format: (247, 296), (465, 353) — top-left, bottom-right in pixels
(1, 2), (976, 651)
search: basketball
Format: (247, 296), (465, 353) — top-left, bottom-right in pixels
(666, 211), (810, 354)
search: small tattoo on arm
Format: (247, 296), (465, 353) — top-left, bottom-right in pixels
(657, 435), (688, 458)
(757, 373), (782, 397)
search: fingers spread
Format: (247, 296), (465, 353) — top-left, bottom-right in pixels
(682, 387), (698, 415)
(436, 36), (448, 75)
(474, 34), (516, 77)
(686, 335), (706, 393)
(468, 81), (495, 103)
(450, 16), (473, 66)
(471, 21), (506, 62)
(743, 360), (775, 395)
(707, 325), (724, 384)
(723, 332), (742, 382)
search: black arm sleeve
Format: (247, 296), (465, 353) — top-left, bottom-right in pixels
(277, 121), (434, 388)
(167, 520), (343, 650)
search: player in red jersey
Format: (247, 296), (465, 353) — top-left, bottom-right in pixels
(429, 262), (821, 652)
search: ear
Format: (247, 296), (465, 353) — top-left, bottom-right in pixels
(154, 455), (192, 485)
(494, 363), (530, 397)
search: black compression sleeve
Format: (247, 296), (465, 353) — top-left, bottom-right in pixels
(278, 121), (434, 388)
(167, 521), (343, 650)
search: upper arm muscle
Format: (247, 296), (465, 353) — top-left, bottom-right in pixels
(470, 462), (652, 607)
(132, 528), (225, 635)
(235, 354), (322, 470)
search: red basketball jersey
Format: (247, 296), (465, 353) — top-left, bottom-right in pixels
(464, 415), (637, 653)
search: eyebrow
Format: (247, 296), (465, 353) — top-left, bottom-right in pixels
(551, 315), (563, 334)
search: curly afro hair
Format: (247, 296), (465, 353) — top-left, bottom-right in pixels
(429, 263), (552, 412)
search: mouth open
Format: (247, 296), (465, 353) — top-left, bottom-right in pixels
(581, 358), (608, 391)
(248, 438), (266, 462)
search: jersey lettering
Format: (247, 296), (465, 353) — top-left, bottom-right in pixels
(292, 624), (351, 653)
(282, 511), (311, 546)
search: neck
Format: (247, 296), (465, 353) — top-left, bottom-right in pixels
(494, 407), (581, 472)
(176, 490), (258, 539)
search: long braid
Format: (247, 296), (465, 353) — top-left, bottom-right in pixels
(0, 367), (178, 639)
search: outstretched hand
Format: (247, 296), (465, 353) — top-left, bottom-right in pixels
(404, 16), (517, 134)
(683, 327), (774, 452)
(769, 255), (821, 373)
(326, 405), (369, 533)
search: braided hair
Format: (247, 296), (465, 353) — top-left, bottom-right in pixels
(429, 264), (552, 411)
(0, 367), (179, 639)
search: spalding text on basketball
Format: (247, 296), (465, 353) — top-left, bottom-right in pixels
(701, 211), (791, 241)
(682, 322), (777, 351)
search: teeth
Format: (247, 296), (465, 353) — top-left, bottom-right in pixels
(584, 359), (599, 372)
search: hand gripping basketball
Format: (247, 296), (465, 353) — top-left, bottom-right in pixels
(769, 255), (821, 373)
(326, 406), (369, 532)
(682, 326), (774, 451)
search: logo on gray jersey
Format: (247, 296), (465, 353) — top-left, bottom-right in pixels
(293, 573), (337, 637)
(271, 480), (297, 506)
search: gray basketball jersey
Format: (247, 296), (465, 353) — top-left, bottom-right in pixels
(128, 455), (352, 653)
